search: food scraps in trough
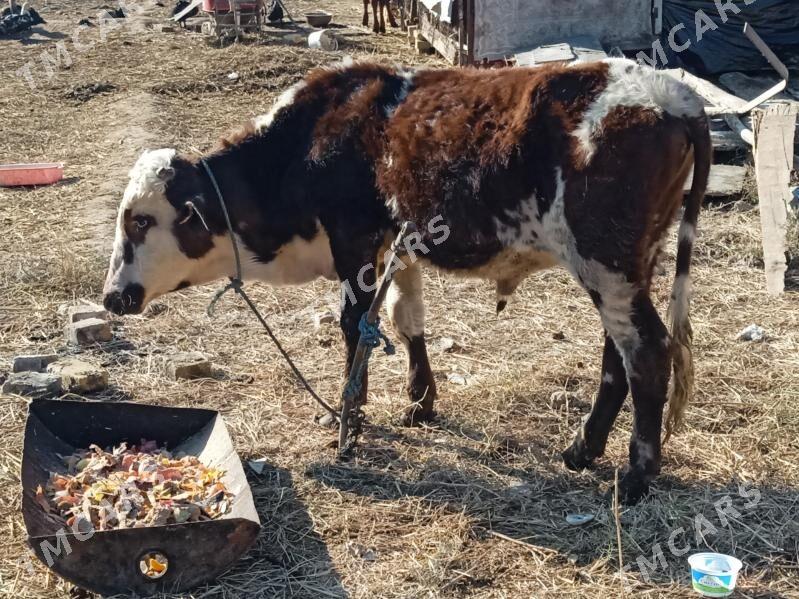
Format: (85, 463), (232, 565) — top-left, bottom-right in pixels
(35, 440), (233, 531)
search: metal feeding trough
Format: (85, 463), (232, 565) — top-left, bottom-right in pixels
(21, 399), (260, 596)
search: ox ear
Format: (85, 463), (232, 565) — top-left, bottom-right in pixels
(156, 165), (175, 181)
(176, 199), (210, 231)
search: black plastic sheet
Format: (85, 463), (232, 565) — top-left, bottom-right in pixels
(660, 0), (799, 74)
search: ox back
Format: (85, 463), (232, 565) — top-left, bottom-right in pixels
(111, 58), (711, 503)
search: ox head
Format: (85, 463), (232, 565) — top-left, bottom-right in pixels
(103, 149), (225, 315)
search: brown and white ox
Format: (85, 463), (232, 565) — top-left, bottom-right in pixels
(103, 58), (710, 503)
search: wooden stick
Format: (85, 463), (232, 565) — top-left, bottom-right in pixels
(466, 0), (474, 65)
(338, 222), (417, 454)
(613, 469), (626, 598)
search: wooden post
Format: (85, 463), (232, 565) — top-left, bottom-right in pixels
(753, 103), (798, 295)
(457, 0), (463, 65)
(466, 0), (474, 65)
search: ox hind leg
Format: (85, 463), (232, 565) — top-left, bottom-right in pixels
(386, 262), (437, 425)
(371, 0), (382, 32)
(562, 332), (629, 470)
(384, 0), (398, 27)
(620, 293), (671, 503)
(571, 278), (671, 504)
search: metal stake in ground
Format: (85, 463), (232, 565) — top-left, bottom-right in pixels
(338, 222), (417, 456)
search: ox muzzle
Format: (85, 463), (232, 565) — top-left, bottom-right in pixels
(103, 283), (145, 316)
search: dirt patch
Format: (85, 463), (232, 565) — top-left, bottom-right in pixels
(83, 91), (164, 253)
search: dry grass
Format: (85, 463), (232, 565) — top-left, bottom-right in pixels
(1, 1), (799, 597)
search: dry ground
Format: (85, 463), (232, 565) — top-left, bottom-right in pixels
(1, 1), (798, 597)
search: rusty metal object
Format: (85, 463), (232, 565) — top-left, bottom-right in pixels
(22, 399), (260, 596)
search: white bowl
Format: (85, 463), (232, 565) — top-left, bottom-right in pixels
(688, 553), (743, 597)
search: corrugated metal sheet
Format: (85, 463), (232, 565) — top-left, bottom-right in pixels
(474, 0), (654, 61)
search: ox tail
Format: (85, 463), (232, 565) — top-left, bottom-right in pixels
(664, 113), (711, 442)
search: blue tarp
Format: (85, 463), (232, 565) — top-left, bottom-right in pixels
(661, 0), (799, 74)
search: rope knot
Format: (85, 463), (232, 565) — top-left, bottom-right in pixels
(358, 314), (395, 355)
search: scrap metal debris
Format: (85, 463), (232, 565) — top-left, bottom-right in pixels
(0, 5), (45, 36)
(37, 440), (233, 530)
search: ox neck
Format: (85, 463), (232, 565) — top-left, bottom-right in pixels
(199, 158), (242, 281)
(196, 116), (307, 235)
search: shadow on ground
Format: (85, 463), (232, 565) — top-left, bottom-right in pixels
(213, 463), (347, 598)
(305, 419), (799, 595)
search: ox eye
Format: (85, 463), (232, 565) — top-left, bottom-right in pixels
(133, 216), (152, 231)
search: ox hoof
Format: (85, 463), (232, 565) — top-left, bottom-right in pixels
(611, 471), (652, 506)
(401, 404), (436, 427)
(562, 440), (597, 471)
(315, 412), (339, 429)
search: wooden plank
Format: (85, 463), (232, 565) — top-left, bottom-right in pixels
(711, 128), (749, 151)
(418, 12), (458, 63)
(753, 103), (798, 295)
(514, 36), (605, 67)
(569, 35), (608, 62)
(515, 43), (574, 67)
(683, 164), (746, 197)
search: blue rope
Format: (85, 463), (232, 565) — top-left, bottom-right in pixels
(358, 314), (396, 356)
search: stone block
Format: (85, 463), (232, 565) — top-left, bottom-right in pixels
(2, 371), (62, 398)
(48, 359), (109, 393)
(65, 318), (112, 345)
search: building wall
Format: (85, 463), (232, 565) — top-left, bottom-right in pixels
(474, 0), (654, 61)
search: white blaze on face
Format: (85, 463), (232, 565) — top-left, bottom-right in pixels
(104, 149), (194, 308)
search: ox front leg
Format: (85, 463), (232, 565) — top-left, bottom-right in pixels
(315, 236), (381, 428)
(362, 0), (369, 26)
(385, 0), (398, 27)
(562, 332), (629, 470)
(371, 0), (381, 32)
(386, 262), (437, 425)
(602, 292), (670, 504)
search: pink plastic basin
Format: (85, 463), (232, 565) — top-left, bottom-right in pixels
(0, 163), (64, 187)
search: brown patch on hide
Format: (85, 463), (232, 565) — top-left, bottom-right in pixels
(564, 105), (695, 284)
(377, 62), (610, 220)
(310, 76), (387, 162)
(123, 209), (157, 245)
